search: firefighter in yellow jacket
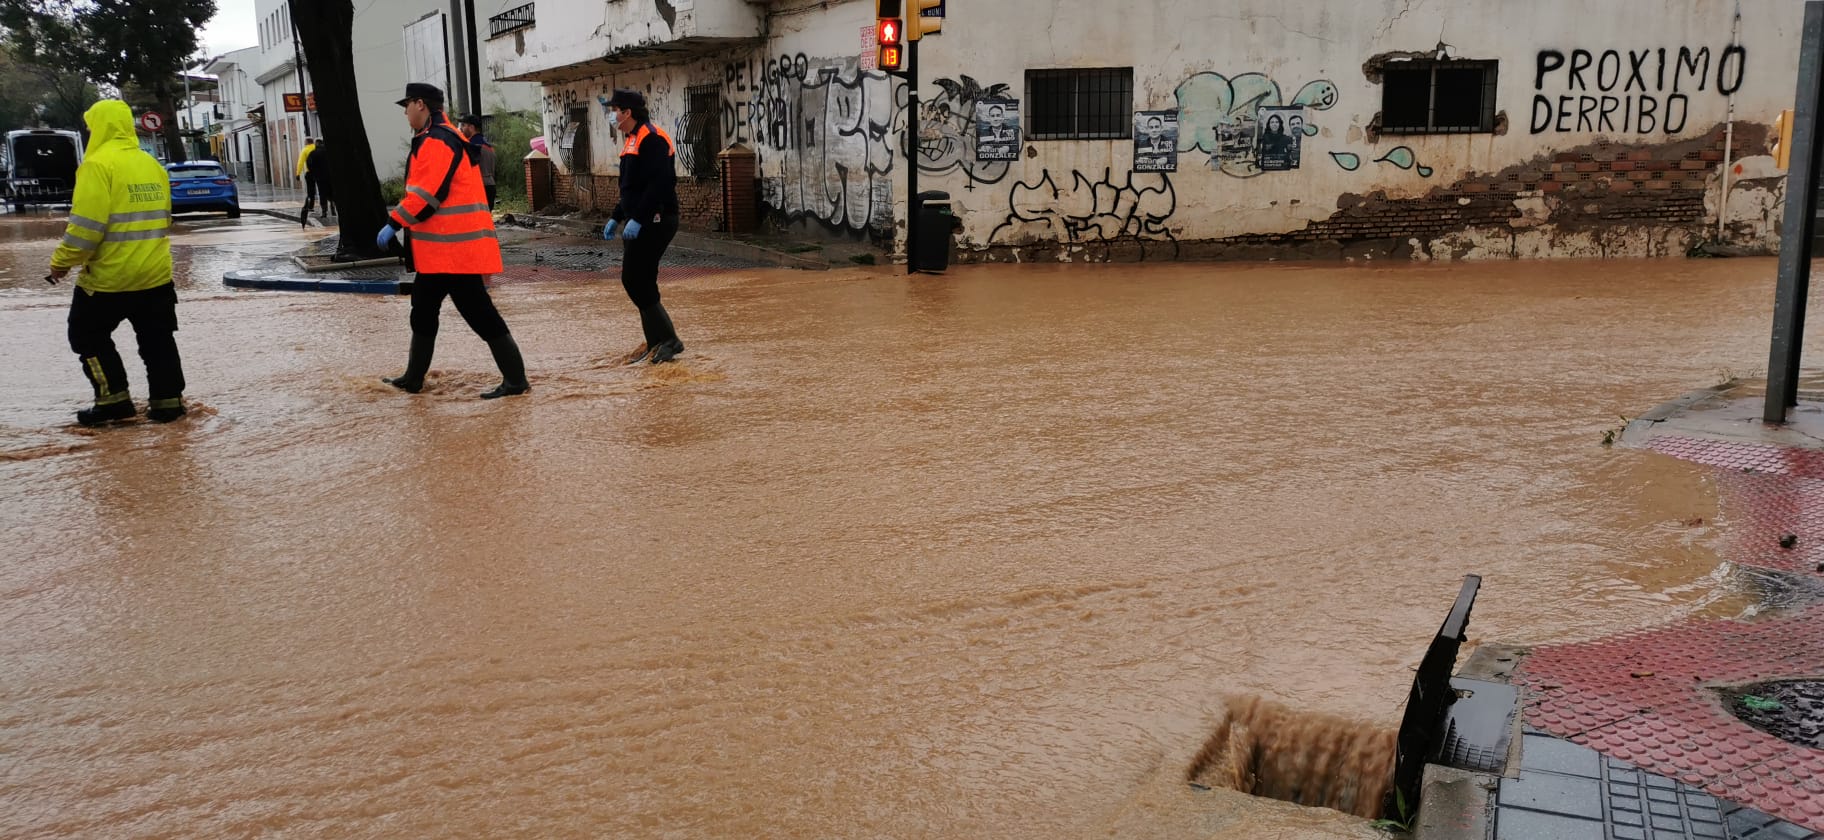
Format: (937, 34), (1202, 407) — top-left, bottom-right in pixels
(49, 99), (186, 426)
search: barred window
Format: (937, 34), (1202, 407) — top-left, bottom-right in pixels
(680, 84), (721, 178)
(1026, 67), (1133, 140)
(1381, 60), (1499, 134)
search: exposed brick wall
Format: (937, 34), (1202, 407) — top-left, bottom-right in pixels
(546, 172), (727, 231)
(961, 123), (1767, 263)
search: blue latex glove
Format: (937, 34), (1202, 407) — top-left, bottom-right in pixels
(622, 219), (643, 241)
(601, 219), (619, 240)
(376, 225), (398, 251)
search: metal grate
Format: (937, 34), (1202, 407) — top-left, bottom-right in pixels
(488, 3), (535, 39)
(681, 83), (720, 179)
(1025, 67), (1133, 140)
(1380, 59), (1498, 135)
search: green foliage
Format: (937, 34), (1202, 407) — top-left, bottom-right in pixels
(0, 43), (98, 131)
(0, 0), (216, 91)
(483, 109), (540, 205)
(379, 177), (405, 206)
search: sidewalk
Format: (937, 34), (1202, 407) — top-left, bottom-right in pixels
(1416, 379), (1824, 839)
(221, 217), (790, 294)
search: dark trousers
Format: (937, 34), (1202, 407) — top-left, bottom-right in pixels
(302, 175), (317, 212)
(67, 283), (185, 406)
(411, 274), (511, 341)
(484, 184), (497, 210)
(621, 216), (680, 346)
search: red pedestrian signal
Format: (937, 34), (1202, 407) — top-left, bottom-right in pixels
(877, 18), (901, 44)
(879, 44), (903, 71)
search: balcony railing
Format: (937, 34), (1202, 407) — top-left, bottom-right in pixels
(489, 3), (535, 39)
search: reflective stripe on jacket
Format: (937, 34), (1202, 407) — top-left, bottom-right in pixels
(50, 100), (173, 293)
(390, 113), (501, 275)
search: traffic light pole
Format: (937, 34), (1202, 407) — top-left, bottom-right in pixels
(1766, 0), (1824, 423)
(906, 37), (920, 275)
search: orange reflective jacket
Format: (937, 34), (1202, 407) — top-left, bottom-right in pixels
(391, 113), (501, 275)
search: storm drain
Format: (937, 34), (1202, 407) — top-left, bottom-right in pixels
(1186, 695), (1397, 819)
(1720, 680), (1824, 750)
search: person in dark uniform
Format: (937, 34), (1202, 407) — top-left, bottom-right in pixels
(457, 114), (498, 210)
(305, 139), (334, 219)
(599, 88), (683, 364)
(376, 83), (528, 399)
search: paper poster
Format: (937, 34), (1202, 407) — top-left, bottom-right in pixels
(1216, 114), (1257, 166)
(975, 97), (1020, 161)
(1133, 110), (1178, 172)
(1256, 106), (1306, 171)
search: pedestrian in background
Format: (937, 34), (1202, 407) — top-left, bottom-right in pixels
(376, 83), (529, 400)
(458, 114), (498, 210)
(296, 136), (317, 227)
(306, 139), (335, 220)
(600, 88), (684, 365)
(49, 100), (187, 426)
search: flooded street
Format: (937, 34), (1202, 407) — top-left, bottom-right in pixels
(0, 210), (1802, 837)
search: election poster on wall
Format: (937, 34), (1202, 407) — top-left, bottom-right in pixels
(1133, 110), (1178, 172)
(1256, 105), (1306, 171)
(976, 97), (1021, 161)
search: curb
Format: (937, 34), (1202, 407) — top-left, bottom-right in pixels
(512, 214), (830, 270)
(224, 269), (409, 295)
(243, 206), (329, 228)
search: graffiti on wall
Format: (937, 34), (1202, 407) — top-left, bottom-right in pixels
(1530, 45), (1746, 134)
(1176, 72), (1338, 177)
(916, 75), (1015, 188)
(724, 55), (903, 237)
(1329, 146), (1433, 177)
(989, 168), (1178, 256)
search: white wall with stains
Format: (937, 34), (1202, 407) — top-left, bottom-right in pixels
(495, 0), (1807, 258)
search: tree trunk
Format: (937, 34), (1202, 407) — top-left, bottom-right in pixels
(293, 0), (390, 259)
(156, 84), (187, 163)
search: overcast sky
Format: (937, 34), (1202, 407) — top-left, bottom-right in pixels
(201, 0), (257, 55)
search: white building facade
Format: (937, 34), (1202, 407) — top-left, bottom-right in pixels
(203, 47), (268, 183)
(249, 0), (540, 189)
(489, 0), (1808, 261)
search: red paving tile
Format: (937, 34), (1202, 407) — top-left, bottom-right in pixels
(1517, 435), (1824, 831)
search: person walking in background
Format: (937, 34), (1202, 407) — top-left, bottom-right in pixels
(458, 114), (498, 210)
(599, 89), (684, 365)
(49, 100), (187, 426)
(375, 83), (528, 400)
(305, 139), (334, 220)
(296, 136), (317, 227)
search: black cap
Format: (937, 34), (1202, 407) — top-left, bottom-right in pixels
(395, 82), (443, 107)
(604, 88), (645, 110)
(458, 113), (486, 128)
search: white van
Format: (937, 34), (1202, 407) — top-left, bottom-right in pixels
(1, 129), (85, 211)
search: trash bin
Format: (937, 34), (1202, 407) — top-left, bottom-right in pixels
(912, 189), (957, 272)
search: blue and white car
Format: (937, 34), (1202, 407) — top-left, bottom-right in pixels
(165, 161), (240, 218)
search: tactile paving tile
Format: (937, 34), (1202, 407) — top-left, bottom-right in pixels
(1515, 606), (1824, 831)
(1648, 437), (1824, 578)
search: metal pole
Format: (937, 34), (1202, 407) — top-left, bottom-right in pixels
(906, 37), (919, 274)
(290, 1), (312, 137)
(464, 0), (483, 117)
(1765, 0), (1824, 423)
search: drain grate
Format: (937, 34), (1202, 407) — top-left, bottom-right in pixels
(1721, 680), (1824, 750)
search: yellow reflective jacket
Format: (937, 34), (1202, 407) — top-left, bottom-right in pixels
(296, 142), (314, 178)
(50, 100), (173, 293)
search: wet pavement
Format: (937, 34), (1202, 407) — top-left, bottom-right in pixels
(4, 205), (1824, 837)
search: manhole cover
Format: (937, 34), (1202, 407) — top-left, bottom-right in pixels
(1720, 680), (1824, 749)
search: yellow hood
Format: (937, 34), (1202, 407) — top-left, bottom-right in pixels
(83, 100), (139, 158)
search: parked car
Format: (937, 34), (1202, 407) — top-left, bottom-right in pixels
(1, 129), (84, 211)
(166, 160), (240, 218)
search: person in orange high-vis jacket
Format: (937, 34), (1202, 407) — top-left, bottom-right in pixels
(376, 83), (528, 400)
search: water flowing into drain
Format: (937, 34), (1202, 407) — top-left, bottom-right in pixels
(1186, 696), (1398, 819)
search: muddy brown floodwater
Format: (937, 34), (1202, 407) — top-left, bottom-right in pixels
(0, 225), (1805, 837)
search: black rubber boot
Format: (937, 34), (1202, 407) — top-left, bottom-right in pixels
(480, 334), (529, 399)
(77, 399), (136, 427)
(383, 333), (435, 393)
(639, 305), (684, 364)
(146, 397), (186, 423)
